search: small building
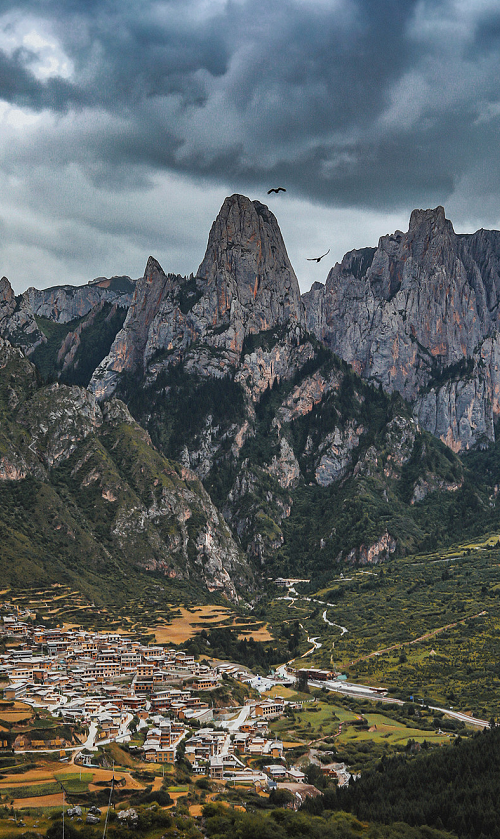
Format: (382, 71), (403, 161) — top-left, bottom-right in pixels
(255, 700), (285, 719)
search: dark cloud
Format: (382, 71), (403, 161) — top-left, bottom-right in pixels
(1, 0), (500, 292)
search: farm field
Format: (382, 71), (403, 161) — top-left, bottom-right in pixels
(0, 702), (33, 724)
(336, 712), (451, 748)
(270, 698), (451, 744)
(1, 586), (274, 648)
(0, 766), (146, 802)
(150, 605), (269, 645)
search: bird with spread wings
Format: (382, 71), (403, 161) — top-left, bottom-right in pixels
(267, 187), (286, 194)
(307, 249), (330, 262)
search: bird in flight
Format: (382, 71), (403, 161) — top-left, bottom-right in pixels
(307, 249), (330, 262)
(267, 187), (286, 194)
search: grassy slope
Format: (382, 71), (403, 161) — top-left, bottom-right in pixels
(0, 346), (247, 607)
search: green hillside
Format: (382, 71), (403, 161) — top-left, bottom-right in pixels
(0, 339), (251, 605)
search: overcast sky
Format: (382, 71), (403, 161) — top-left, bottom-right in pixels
(1, 0), (500, 295)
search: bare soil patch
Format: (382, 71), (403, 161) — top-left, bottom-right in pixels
(152, 605), (232, 644)
(237, 624), (273, 642)
(12, 793), (62, 809)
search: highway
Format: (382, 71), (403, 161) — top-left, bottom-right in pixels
(308, 679), (490, 728)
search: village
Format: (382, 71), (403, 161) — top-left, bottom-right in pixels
(0, 604), (352, 810)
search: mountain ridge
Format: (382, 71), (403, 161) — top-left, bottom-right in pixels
(303, 205), (500, 451)
(3, 196), (500, 588)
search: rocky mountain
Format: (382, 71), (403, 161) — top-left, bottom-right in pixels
(3, 196), (500, 589)
(303, 206), (500, 452)
(0, 336), (251, 602)
(89, 195), (304, 400)
(80, 197), (476, 573)
(0, 274), (135, 385)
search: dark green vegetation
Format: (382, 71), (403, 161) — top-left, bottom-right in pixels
(115, 329), (484, 579)
(203, 801), (454, 839)
(187, 623), (303, 671)
(32, 304), (127, 387)
(334, 725), (500, 839)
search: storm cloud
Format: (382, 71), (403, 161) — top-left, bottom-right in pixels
(1, 0), (500, 292)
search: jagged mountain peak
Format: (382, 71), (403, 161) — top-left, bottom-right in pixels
(197, 192), (303, 329)
(303, 206), (500, 451)
(90, 194), (304, 399)
(145, 255), (165, 281)
(408, 205), (453, 235)
(0, 276), (14, 302)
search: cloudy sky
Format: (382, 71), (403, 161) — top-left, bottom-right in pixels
(1, 0), (500, 294)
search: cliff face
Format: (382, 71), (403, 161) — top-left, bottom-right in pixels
(303, 207), (500, 450)
(90, 195), (304, 400)
(24, 276), (136, 324)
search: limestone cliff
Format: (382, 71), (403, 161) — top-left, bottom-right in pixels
(303, 207), (500, 450)
(90, 195), (304, 399)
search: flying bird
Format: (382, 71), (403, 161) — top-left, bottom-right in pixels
(267, 187), (286, 194)
(307, 249), (330, 263)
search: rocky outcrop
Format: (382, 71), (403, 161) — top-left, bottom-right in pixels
(90, 195), (304, 400)
(410, 476), (463, 505)
(0, 277), (16, 320)
(303, 207), (500, 451)
(383, 415), (418, 474)
(0, 340), (251, 600)
(414, 375), (493, 452)
(0, 277), (45, 355)
(345, 531), (397, 564)
(315, 422), (365, 486)
(267, 437), (301, 489)
(236, 331), (314, 403)
(276, 369), (340, 425)
(23, 276), (136, 323)
(17, 384), (103, 468)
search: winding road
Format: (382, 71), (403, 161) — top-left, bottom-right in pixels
(278, 587), (490, 729)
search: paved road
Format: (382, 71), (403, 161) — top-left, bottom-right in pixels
(309, 679), (489, 728)
(322, 609), (348, 635)
(221, 704), (252, 732)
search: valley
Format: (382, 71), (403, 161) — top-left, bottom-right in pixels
(3, 195), (500, 839)
(0, 551), (496, 839)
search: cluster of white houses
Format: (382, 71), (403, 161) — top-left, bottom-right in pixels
(0, 614), (288, 751)
(0, 609), (351, 793)
(0, 613), (236, 721)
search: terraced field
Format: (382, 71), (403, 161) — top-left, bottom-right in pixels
(1, 585), (274, 647)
